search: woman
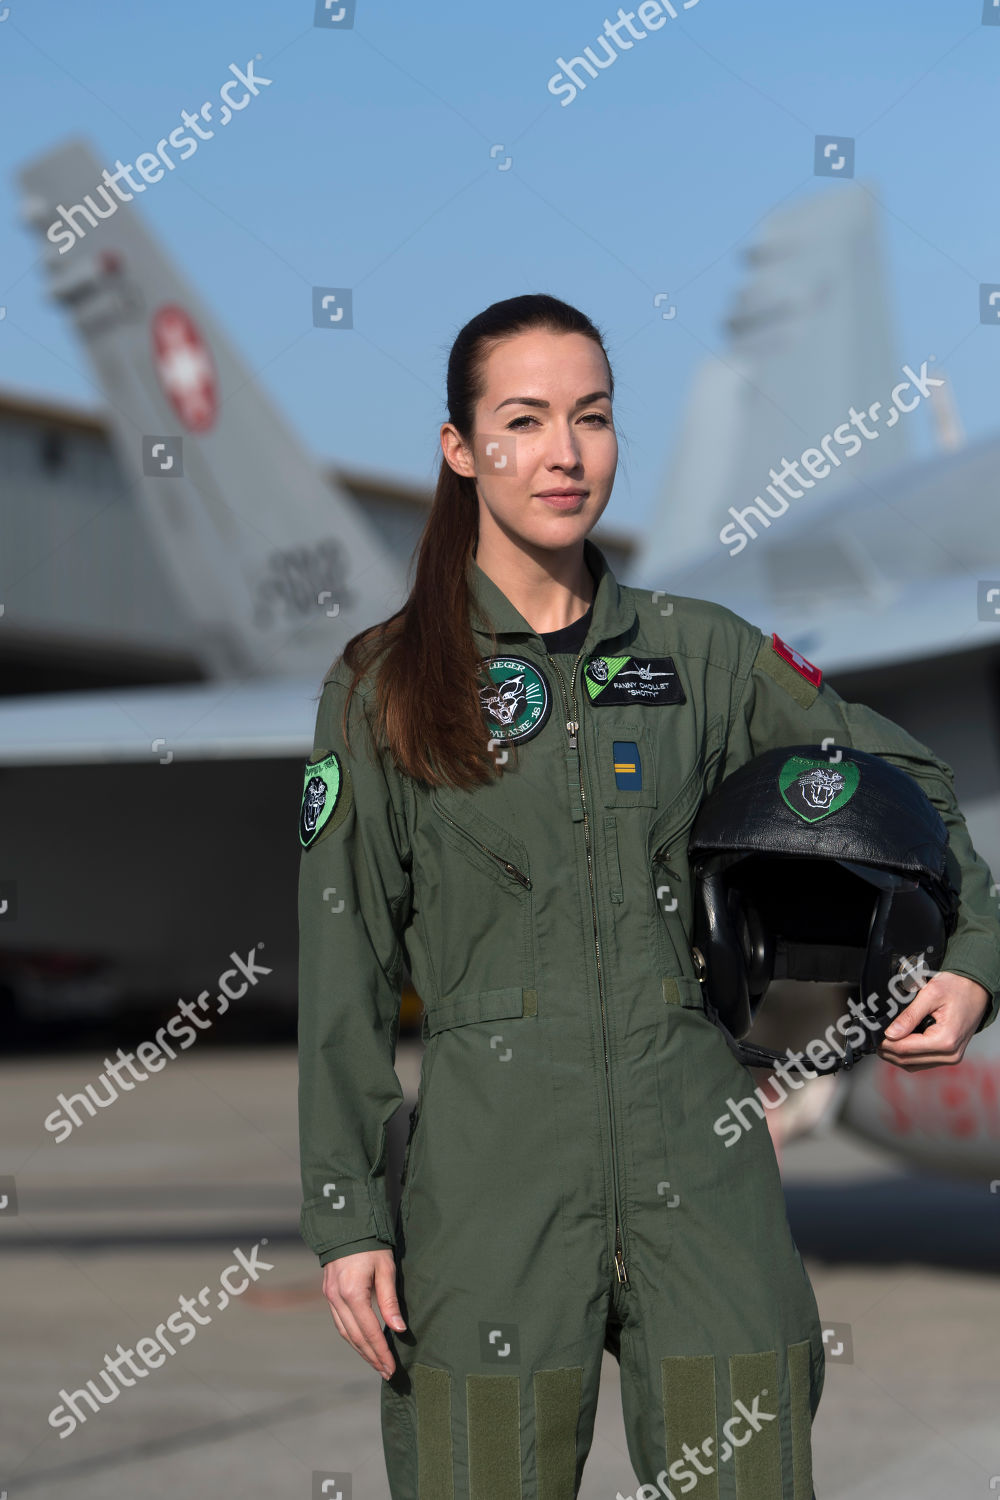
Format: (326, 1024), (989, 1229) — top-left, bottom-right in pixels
(297, 294), (997, 1499)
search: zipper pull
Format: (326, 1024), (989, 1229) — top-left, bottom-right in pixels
(566, 720), (579, 748)
(614, 1228), (629, 1285)
(652, 843), (680, 880)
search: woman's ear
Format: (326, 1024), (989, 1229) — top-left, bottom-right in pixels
(440, 421), (477, 480)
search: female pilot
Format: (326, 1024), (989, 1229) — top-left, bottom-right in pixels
(297, 293), (997, 1500)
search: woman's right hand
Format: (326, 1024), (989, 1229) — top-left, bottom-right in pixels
(322, 1249), (407, 1379)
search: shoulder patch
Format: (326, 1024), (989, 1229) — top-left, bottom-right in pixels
(754, 633), (821, 709)
(299, 750), (349, 848)
(771, 633), (822, 688)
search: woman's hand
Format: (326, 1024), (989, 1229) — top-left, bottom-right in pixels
(322, 1249), (407, 1379)
(877, 971), (991, 1071)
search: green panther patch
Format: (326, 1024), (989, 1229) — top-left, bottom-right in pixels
(300, 751), (342, 848)
(778, 755), (860, 823)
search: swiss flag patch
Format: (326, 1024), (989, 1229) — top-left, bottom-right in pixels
(771, 633), (822, 688)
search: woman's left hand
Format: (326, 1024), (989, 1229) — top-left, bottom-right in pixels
(877, 971), (991, 1071)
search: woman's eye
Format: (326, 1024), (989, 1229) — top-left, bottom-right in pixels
(505, 412), (610, 430)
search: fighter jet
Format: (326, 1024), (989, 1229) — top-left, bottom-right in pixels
(5, 139), (407, 1014)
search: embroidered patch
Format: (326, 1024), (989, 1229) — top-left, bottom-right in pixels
(772, 633), (823, 688)
(778, 755), (860, 823)
(583, 654), (686, 705)
(613, 740), (642, 789)
(479, 655), (551, 743)
(299, 751), (342, 847)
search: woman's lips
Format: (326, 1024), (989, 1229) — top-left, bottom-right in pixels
(536, 491), (586, 509)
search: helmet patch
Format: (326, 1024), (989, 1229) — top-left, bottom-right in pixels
(778, 755), (860, 822)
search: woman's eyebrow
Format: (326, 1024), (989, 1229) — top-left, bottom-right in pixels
(493, 389), (612, 411)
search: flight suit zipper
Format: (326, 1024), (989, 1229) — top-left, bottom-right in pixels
(545, 649), (629, 1288)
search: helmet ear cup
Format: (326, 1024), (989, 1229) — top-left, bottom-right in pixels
(742, 896), (774, 1017)
(696, 863), (752, 1037)
(861, 880), (946, 1025)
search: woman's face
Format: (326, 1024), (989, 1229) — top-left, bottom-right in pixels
(442, 327), (618, 555)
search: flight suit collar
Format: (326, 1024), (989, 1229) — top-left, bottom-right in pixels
(468, 537), (636, 652)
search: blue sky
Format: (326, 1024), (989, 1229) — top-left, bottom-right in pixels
(0, 0), (997, 537)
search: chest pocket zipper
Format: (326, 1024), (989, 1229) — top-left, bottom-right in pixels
(651, 841), (690, 979)
(433, 801), (532, 888)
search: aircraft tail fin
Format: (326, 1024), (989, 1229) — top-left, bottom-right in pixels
(19, 139), (404, 681)
(637, 182), (909, 586)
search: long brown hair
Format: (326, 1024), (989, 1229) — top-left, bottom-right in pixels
(336, 293), (614, 789)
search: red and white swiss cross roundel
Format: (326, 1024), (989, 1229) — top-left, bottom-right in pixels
(151, 304), (217, 433)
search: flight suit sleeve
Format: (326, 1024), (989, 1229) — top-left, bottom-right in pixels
(297, 667), (413, 1268)
(724, 627), (1000, 1034)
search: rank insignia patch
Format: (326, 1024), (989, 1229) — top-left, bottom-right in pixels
(771, 633), (823, 688)
(584, 654), (686, 705)
(300, 751), (342, 848)
(478, 655), (551, 743)
(778, 755), (860, 823)
(613, 740), (642, 790)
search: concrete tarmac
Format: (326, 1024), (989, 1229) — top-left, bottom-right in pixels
(1, 1042), (998, 1498)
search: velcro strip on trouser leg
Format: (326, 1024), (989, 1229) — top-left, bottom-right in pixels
(661, 1354), (719, 1500)
(467, 1373), (521, 1499)
(534, 1366), (583, 1500)
(413, 1363), (455, 1500)
(729, 1350), (781, 1499)
(786, 1340), (813, 1500)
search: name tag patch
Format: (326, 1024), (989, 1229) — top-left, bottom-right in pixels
(584, 654), (686, 706)
(613, 740), (642, 789)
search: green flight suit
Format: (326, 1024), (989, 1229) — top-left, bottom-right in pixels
(297, 537), (1000, 1500)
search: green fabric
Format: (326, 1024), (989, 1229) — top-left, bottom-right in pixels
(424, 987), (525, 1036)
(534, 1366), (582, 1499)
(467, 1373), (521, 1499)
(729, 1349), (781, 1498)
(661, 1353), (719, 1500)
(413, 1362), (454, 1500)
(751, 637), (818, 709)
(787, 1340), (813, 1500)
